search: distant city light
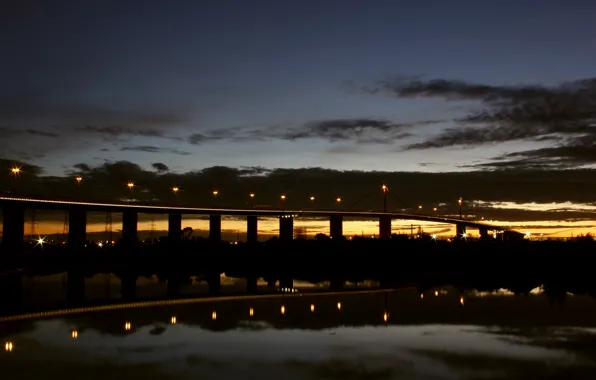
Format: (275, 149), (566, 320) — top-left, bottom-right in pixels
(280, 194), (286, 200)
(337, 302), (341, 310)
(381, 184), (388, 192)
(127, 182), (135, 190)
(280, 305), (285, 315)
(5, 341), (14, 352)
(336, 197), (342, 203)
(310, 196), (315, 201)
(249, 308), (254, 317)
(249, 193), (255, 199)
(125, 322), (131, 331)
(75, 176), (82, 184)
(171, 316), (177, 324)
(431, 234), (437, 240)
(71, 329), (78, 339)
(10, 166), (21, 176)
(172, 186), (179, 193)
(212, 190), (218, 196)
(212, 311), (217, 320)
(310, 304), (315, 312)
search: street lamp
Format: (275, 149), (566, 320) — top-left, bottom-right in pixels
(336, 197), (342, 203)
(10, 166), (21, 176)
(381, 184), (389, 212)
(127, 182), (135, 191)
(172, 186), (179, 194)
(75, 176), (82, 185)
(309, 196), (315, 201)
(212, 190), (218, 196)
(280, 194), (286, 200)
(458, 198), (463, 220)
(249, 193), (255, 199)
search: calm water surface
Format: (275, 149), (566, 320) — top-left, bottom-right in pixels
(2, 289), (596, 379)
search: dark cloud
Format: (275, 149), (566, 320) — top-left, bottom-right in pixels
(191, 118), (435, 145)
(73, 163), (91, 172)
(3, 158), (596, 224)
(187, 133), (222, 145)
(362, 76), (596, 158)
(151, 163), (169, 172)
(468, 135), (596, 170)
(120, 146), (191, 156)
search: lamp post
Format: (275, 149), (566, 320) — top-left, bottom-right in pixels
(381, 184), (389, 213)
(458, 198), (463, 220)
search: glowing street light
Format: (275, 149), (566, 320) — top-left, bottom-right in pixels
(280, 305), (285, 315)
(212, 311), (217, 320)
(127, 182), (135, 190)
(309, 196), (315, 201)
(381, 184), (389, 212)
(172, 186), (179, 194)
(4, 341), (13, 352)
(431, 234), (437, 240)
(280, 194), (286, 201)
(460, 296), (465, 306)
(336, 197), (342, 203)
(34, 235), (46, 249)
(125, 322), (132, 331)
(310, 304), (315, 312)
(418, 205), (422, 210)
(249, 193), (255, 199)
(249, 307), (254, 317)
(75, 176), (82, 184)
(337, 302), (342, 310)
(383, 312), (389, 323)
(458, 198), (463, 220)
(10, 166), (21, 175)
(212, 190), (218, 196)
(71, 329), (78, 339)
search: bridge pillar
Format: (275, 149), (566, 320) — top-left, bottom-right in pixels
(330, 215), (343, 239)
(279, 216), (294, 241)
(66, 269), (86, 306)
(246, 276), (258, 293)
(478, 227), (490, 240)
(168, 213), (182, 241)
(207, 272), (221, 295)
(122, 211), (138, 246)
(209, 215), (221, 241)
(379, 215), (391, 239)
(121, 273), (137, 301)
(456, 223), (466, 239)
(68, 209), (87, 252)
(1, 203), (25, 254)
(247, 215), (258, 243)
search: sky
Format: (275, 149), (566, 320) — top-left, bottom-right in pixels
(2, 0), (596, 237)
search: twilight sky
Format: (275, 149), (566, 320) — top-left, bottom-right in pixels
(2, 0), (596, 174)
(2, 0), (596, 237)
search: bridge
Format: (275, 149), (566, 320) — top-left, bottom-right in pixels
(0, 196), (522, 248)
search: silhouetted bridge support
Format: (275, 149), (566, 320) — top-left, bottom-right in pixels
(122, 211), (138, 247)
(279, 215), (294, 241)
(168, 213), (182, 241)
(479, 227), (490, 240)
(1, 204), (25, 256)
(67, 209), (87, 305)
(379, 215), (391, 239)
(330, 215), (343, 239)
(247, 215), (258, 243)
(1, 204), (25, 310)
(456, 223), (466, 239)
(209, 215), (221, 242)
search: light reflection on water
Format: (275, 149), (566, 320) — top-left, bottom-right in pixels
(2, 290), (596, 379)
